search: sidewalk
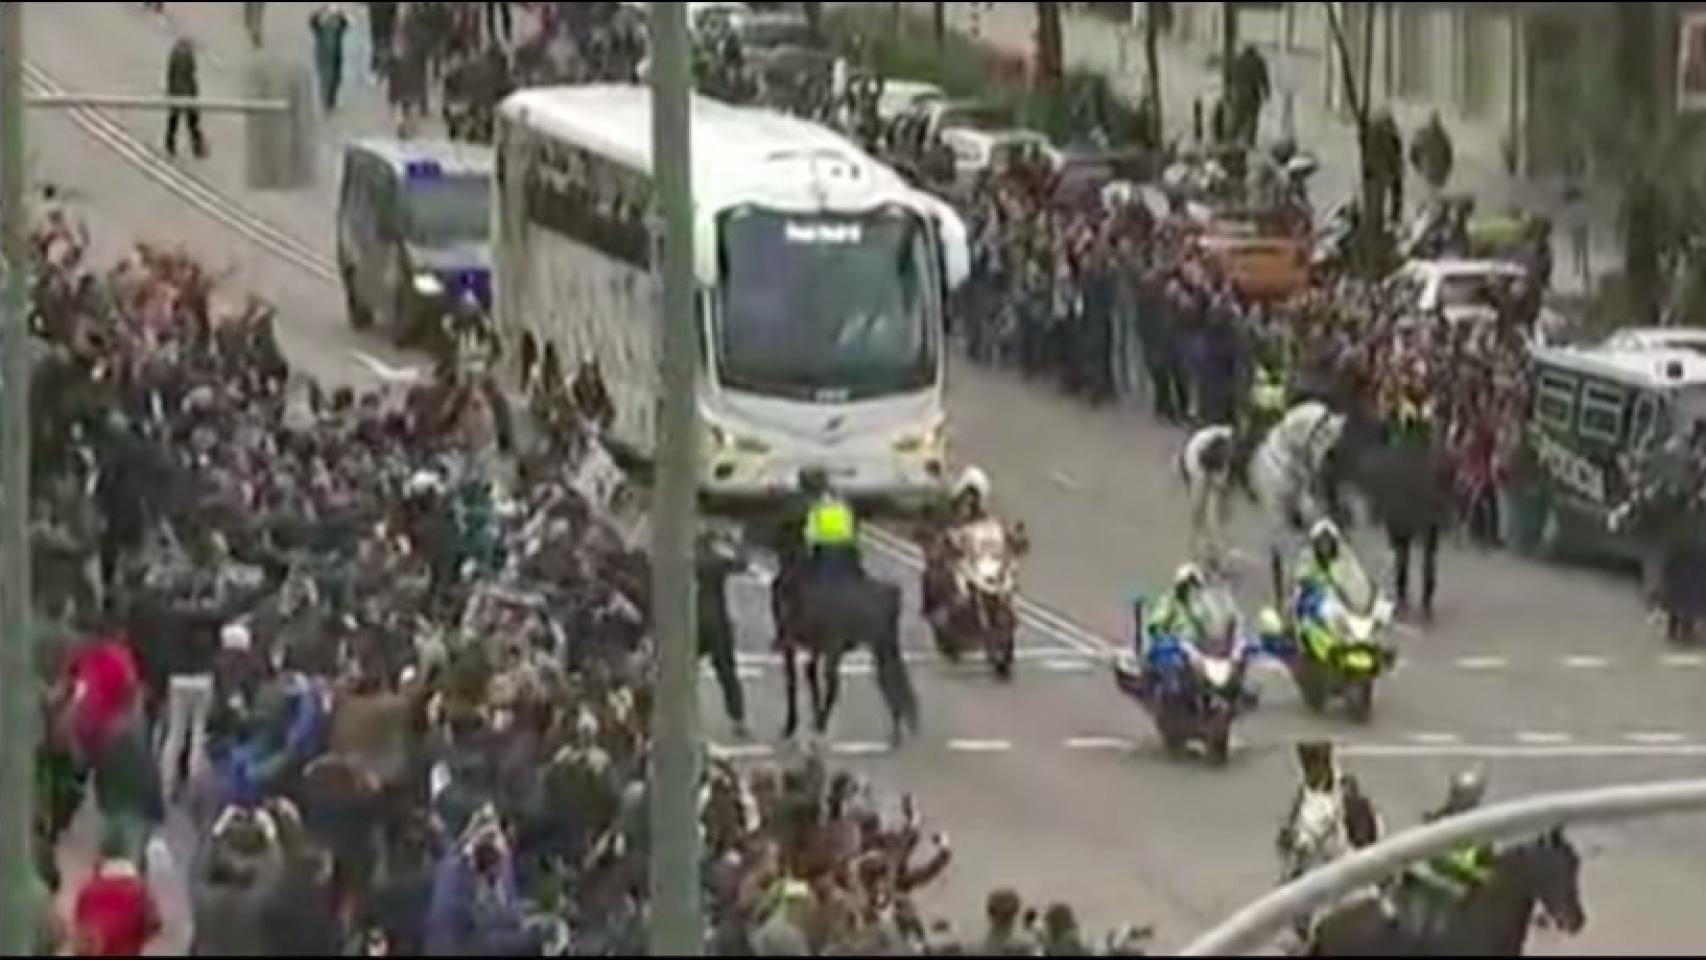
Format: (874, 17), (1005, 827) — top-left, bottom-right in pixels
(909, 2), (1620, 298)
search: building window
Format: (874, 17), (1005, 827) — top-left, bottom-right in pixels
(1461, 9), (1505, 120)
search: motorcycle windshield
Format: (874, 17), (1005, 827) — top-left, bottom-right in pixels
(1195, 585), (1243, 659)
(960, 519), (1008, 559)
(1327, 554), (1375, 615)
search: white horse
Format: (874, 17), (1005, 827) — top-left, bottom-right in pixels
(1249, 401), (1347, 601)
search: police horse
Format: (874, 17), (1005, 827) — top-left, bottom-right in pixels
(1248, 401), (1352, 600)
(771, 555), (917, 744)
(1305, 828), (1586, 956)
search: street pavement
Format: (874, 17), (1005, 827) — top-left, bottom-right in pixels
(23, 3), (1706, 953)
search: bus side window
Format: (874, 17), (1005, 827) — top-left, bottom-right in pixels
(1578, 382), (1626, 446)
(373, 168), (402, 244)
(1630, 393), (1661, 451)
(1534, 370), (1578, 434)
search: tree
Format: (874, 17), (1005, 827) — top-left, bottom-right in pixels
(1142, 2), (1173, 147)
(1035, 1), (1065, 97)
(1323, 1), (1390, 277)
(933, 1), (946, 49)
(802, 1), (823, 41)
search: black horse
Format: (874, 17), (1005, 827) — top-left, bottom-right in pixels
(1308, 827), (1586, 956)
(771, 564), (915, 743)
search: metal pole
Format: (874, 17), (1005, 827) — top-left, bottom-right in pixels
(1182, 777), (1706, 955)
(647, 2), (702, 956)
(0, 2), (35, 956)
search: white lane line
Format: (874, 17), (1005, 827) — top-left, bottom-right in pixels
(1049, 470), (1084, 491)
(1064, 736), (1135, 751)
(1037, 658), (1096, 674)
(1562, 655), (1611, 670)
(699, 666), (764, 682)
(1625, 732), (1689, 746)
(1455, 656), (1509, 671)
(1662, 654), (1706, 669)
(709, 743), (776, 760)
(830, 741), (892, 757)
(1405, 733), (1464, 746)
(946, 739), (1013, 754)
(735, 648), (1097, 668)
(351, 351), (426, 384)
(1515, 732), (1575, 746)
(1342, 743), (1706, 760)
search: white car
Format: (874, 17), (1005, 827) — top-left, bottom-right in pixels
(1390, 258), (1569, 344)
(875, 79), (945, 123)
(939, 126), (1052, 181)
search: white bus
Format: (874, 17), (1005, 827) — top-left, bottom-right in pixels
(494, 84), (969, 500)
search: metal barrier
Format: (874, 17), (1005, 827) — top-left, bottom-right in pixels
(1181, 777), (1706, 955)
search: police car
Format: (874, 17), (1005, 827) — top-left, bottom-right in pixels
(336, 138), (493, 346)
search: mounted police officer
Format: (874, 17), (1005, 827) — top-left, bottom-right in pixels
(1401, 769), (1496, 941)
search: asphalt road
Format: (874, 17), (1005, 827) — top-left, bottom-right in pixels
(24, 3), (1706, 953)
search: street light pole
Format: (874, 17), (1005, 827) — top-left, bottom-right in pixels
(0, 2), (36, 956)
(646, 2), (703, 956)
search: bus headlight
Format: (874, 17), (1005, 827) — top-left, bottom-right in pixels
(413, 273), (444, 296)
(705, 422), (768, 456)
(894, 419), (947, 455)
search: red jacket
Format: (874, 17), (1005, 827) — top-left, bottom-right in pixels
(64, 637), (141, 759)
(72, 860), (159, 956)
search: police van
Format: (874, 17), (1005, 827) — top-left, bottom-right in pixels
(1515, 342), (1706, 560)
(336, 138), (494, 346)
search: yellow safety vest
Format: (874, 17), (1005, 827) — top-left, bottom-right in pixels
(1434, 842), (1494, 888)
(804, 497), (856, 548)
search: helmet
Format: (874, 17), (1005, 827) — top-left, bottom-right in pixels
(1173, 563), (1204, 599)
(952, 466), (991, 503)
(797, 467), (830, 497)
(1310, 519), (1342, 549)
(1444, 768), (1487, 814)
(1257, 607), (1285, 638)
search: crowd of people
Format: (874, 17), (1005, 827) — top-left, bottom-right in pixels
(27, 205), (1148, 956)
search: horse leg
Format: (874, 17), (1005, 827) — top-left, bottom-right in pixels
(813, 648), (842, 736)
(780, 642), (800, 740)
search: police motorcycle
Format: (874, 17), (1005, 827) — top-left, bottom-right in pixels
(1258, 524), (1397, 723)
(1114, 566), (1262, 765)
(924, 468), (1025, 680)
(930, 515), (1022, 678)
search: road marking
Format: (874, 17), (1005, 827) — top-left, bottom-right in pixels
(1064, 736), (1135, 751)
(1662, 653), (1706, 669)
(1562, 655), (1610, 670)
(708, 742), (775, 761)
(946, 739), (1013, 754)
(351, 351), (425, 384)
(734, 648), (1098, 668)
(1405, 732), (1463, 746)
(1455, 656), (1508, 671)
(699, 665), (764, 682)
(1037, 658), (1096, 674)
(830, 741), (892, 757)
(1625, 732), (1689, 746)
(1515, 732), (1575, 746)
(1049, 470), (1083, 491)
(1341, 743), (1706, 760)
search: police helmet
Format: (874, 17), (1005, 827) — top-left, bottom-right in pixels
(1173, 563), (1204, 599)
(1445, 768), (1487, 813)
(1309, 519), (1342, 551)
(952, 466), (992, 503)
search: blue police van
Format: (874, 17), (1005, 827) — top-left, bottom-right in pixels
(336, 138), (493, 346)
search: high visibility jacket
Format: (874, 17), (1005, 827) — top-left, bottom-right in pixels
(803, 496), (857, 549)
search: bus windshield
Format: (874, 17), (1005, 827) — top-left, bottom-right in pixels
(716, 207), (938, 401)
(405, 174), (491, 248)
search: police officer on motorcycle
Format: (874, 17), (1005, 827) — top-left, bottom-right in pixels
(1295, 519), (1360, 608)
(923, 467), (1027, 625)
(1141, 564), (1213, 691)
